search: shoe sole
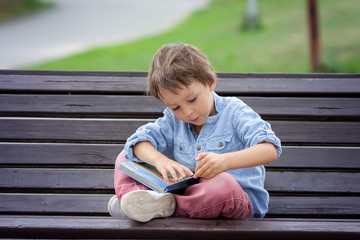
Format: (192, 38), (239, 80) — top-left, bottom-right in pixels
(107, 195), (118, 217)
(121, 190), (176, 222)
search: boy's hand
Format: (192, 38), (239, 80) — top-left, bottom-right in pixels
(155, 157), (193, 184)
(194, 152), (228, 179)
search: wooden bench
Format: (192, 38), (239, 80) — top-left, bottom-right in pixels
(0, 70), (359, 239)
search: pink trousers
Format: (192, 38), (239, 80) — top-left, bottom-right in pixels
(114, 151), (253, 219)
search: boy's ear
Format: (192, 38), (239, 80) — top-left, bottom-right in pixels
(209, 80), (216, 91)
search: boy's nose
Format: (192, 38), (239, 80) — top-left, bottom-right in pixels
(183, 108), (193, 117)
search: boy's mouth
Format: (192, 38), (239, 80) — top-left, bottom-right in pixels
(191, 117), (199, 123)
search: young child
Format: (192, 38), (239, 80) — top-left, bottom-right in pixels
(108, 43), (282, 222)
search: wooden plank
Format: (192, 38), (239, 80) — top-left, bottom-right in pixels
(1, 70), (359, 96)
(0, 168), (114, 190)
(1, 69), (359, 79)
(268, 196), (360, 216)
(0, 71), (147, 93)
(271, 121), (360, 145)
(0, 118), (149, 143)
(1, 94), (359, 119)
(1, 118), (359, 144)
(0, 69), (148, 77)
(216, 76), (360, 96)
(244, 97), (360, 119)
(0, 194), (359, 216)
(265, 171), (360, 193)
(1, 168), (358, 193)
(0, 94), (165, 117)
(1, 143), (359, 169)
(272, 146), (360, 169)
(0, 193), (111, 214)
(0, 216), (359, 240)
(0, 143), (122, 165)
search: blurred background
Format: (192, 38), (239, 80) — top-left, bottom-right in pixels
(0, 0), (359, 73)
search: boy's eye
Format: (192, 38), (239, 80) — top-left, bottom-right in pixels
(172, 106), (180, 111)
(189, 97), (197, 103)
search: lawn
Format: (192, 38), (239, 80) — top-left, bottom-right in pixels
(0, 0), (52, 23)
(25, 0), (360, 73)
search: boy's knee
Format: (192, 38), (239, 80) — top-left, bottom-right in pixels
(115, 150), (127, 165)
(202, 172), (238, 188)
(200, 172), (241, 198)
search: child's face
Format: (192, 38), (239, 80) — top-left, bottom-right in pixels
(159, 80), (216, 130)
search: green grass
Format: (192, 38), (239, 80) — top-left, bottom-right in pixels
(25, 0), (360, 73)
(0, 0), (52, 23)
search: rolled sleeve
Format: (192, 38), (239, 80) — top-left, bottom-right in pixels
(234, 105), (282, 161)
(251, 123), (282, 161)
(124, 110), (175, 162)
(124, 123), (158, 162)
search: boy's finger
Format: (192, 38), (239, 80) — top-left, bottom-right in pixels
(161, 170), (170, 184)
(194, 165), (206, 179)
(168, 168), (178, 182)
(195, 152), (207, 161)
(195, 161), (202, 173)
(195, 157), (206, 173)
(176, 168), (186, 179)
(186, 168), (194, 177)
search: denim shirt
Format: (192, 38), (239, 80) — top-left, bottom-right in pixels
(124, 92), (282, 218)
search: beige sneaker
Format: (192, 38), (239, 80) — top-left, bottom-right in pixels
(120, 190), (176, 222)
(107, 195), (126, 218)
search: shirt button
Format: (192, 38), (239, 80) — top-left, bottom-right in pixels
(197, 146), (201, 151)
(263, 127), (269, 131)
(218, 142), (223, 147)
(179, 145), (183, 151)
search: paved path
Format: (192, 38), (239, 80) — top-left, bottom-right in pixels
(0, 0), (208, 69)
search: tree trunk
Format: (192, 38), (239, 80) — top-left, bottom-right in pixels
(243, 0), (260, 30)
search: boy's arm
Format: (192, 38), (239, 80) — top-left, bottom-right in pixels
(133, 141), (193, 184)
(194, 142), (277, 179)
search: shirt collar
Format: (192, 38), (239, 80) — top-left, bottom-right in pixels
(205, 91), (221, 123)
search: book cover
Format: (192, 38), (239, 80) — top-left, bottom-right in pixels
(118, 161), (198, 193)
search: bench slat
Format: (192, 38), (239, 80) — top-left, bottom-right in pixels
(1, 70), (359, 96)
(0, 118), (146, 143)
(0, 143), (121, 166)
(245, 97), (360, 119)
(1, 119), (359, 144)
(0, 168), (114, 190)
(265, 171), (360, 193)
(0, 193), (110, 214)
(1, 168), (359, 193)
(1, 194), (359, 216)
(1, 94), (359, 119)
(0, 216), (359, 240)
(0, 72), (147, 93)
(272, 121), (360, 144)
(216, 76), (360, 96)
(268, 196), (360, 216)
(272, 146), (360, 169)
(1, 143), (359, 169)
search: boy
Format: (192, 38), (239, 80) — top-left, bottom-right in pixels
(108, 43), (282, 222)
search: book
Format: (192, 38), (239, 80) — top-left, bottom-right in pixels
(118, 161), (198, 193)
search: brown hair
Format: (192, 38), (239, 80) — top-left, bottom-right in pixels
(147, 43), (216, 99)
